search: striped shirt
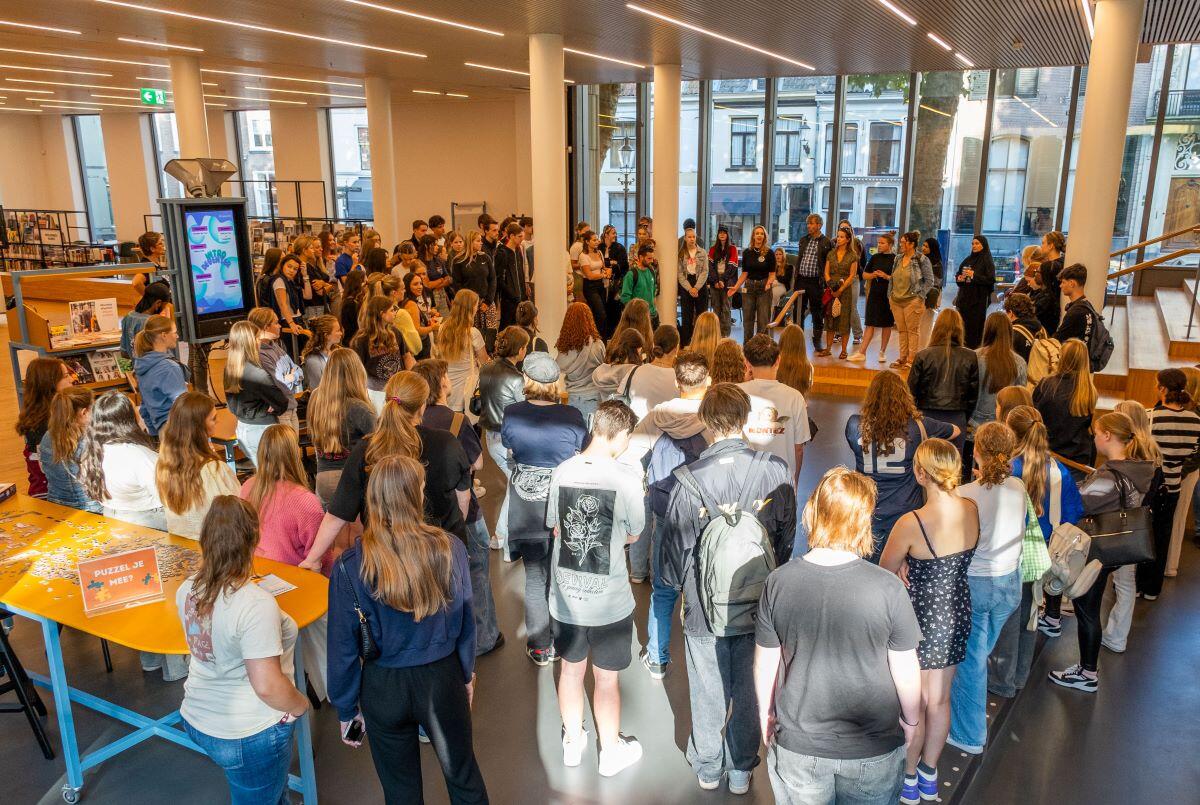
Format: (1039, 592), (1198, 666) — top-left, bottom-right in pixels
(1148, 405), (1200, 492)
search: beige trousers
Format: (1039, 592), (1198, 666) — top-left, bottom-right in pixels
(889, 297), (924, 362)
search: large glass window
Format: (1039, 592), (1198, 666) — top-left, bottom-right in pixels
(983, 136), (1030, 234)
(840, 74), (909, 248)
(150, 112), (184, 199)
(866, 186), (899, 227)
(233, 110), (276, 217)
(679, 81), (700, 229)
(730, 116), (758, 169)
(774, 77), (835, 247)
(708, 80), (766, 249)
(775, 115), (804, 169)
(71, 115), (115, 241)
(580, 83), (638, 246)
(1144, 44), (1200, 268)
(328, 107), (373, 220)
(868, 121), (902, 175)
(820, 186), (855, 223)
(825, 122), (859, 175)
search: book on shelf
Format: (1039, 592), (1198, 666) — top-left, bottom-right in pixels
(87, 349), (122, 382)
(63, 356), (94, 385)
(68, 298), (119, 337)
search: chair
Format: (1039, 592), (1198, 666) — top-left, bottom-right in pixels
(0, 614), (55, 759)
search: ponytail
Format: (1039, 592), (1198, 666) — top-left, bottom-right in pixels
(1006, 405), (1048, 516)
(365, 372), (426, 468)
(134, 315), (174, 358)
(1097, 410), (1162, 465)
(973, 421), (1015, 488)
(1157, 368), (1191, 408)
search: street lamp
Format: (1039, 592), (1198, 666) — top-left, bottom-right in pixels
(616, 132), (635, 244)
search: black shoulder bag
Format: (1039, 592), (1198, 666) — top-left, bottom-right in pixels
(1080, 467), (1155, 567)
(337, 558), (380, 661)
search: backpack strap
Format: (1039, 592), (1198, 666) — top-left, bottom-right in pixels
(736, 451), (772, 513)
(915, 417), (928, 443)
(449, 412), (464, 438)
(673, 465), (722, 523)
(1012, 324), (1035, 344)
(619, 366), (639, 400)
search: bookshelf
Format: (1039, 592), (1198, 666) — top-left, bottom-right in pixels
(1, 207), (117, 271)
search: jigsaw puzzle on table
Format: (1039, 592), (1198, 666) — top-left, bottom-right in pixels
(0, 508), (199, 589)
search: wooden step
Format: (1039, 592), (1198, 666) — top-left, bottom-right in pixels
(1094, 305), (1128, 394)
(1126, 295), (1195, 405)
(1153, 286), (1200, 359)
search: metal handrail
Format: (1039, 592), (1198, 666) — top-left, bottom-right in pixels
(1109, 224), (1199, 258)
(1106, 247), (1199, 279)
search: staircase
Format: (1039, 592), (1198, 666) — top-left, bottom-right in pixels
(1100, 280), (1199, 409)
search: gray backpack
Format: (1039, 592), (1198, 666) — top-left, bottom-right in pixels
(674, 452), (777, 636)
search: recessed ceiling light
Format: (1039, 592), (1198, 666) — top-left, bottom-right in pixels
(445, 92), (469, 98)
(200, 68), (362, 88)
(18, 89), (55, 94)
(0, 106), (42, 112)
(92, 0), (426, 58)
(563, 47), (647, 70)
(40, 104), (103, 111)
(338, 0), (503, 37)
(92, 92), (170, 100)
(6, 78), (143, 91)
(0, 64), (112, 77)
(0, 20), (82, 35)
(243, 87), (365, 100)
(873, 0), (917, 26)
(464, 62), (575, 83)
(412, 89), (442, 95)
(1079, 0), (1095, 38)
(926, 32), (952, 51)
(34, 97), (150, 108)
(625, 4), (813, 70)
(117, 36), (204, 52)
(0, 47), (165, 68)
(204, 93), (307, 105)
(953, 52), (975, 67)
(137, 75), (218, 86)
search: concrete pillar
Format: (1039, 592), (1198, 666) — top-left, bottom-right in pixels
(365, 77), (399, 245)
(99, 113), (157, 240)
(652, 64), (681, 325)
(269, 107), (334, 219)
(1064, 0), (1147, 307)
(169, 55), (209, 157)
(529, 33), (569, 348)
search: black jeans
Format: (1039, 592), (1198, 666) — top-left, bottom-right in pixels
(1073, 565), (1116, 673)
(1136, 489), (1177, 597)
(792, 275), (824, 347)
(514, 539), (552, 649)
(988, 580), (1036, 696)
(583, 279), (607, 335)
(679, 286), (707, 345)
(360, 655), (489, 804)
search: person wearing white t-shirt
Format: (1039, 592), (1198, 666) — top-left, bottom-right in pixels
(177, 497), (309, 805)
(947, 422), (1024, 756)
(739, 334), (811, 481)
(629, 324), (681, 419)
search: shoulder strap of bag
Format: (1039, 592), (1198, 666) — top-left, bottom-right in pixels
(1104, 465), (1132, 511)
(1012, 324), (1035, 344)
(915, 417), (928, 443)
(337, 557), (369, 622)
(674, 464), (722, 523)
(449, 411), (465, 437)
(620, 366), (639, 399)
(736, 451), (772, 513)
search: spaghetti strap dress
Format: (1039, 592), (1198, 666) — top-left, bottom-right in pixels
(905, 512), (975, 669)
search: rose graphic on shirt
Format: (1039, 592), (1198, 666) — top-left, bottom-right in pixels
(557, 487), (615, 576)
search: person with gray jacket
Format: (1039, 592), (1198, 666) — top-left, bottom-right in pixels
(888, 231), (936, 368)
(678, 227), (710, 345)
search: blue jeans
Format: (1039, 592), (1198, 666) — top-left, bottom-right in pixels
(569, 395), (599, 426)
(685, 633), (760, 781)
(627, 500), (654, 579)
(484, 428), (508, 477)
(949, 570), (1021, 750)
(466, 517), (500, 653)
(767, 743), (905, 805)
(183, 719), (296, 805)
(644, 517), (680, 665)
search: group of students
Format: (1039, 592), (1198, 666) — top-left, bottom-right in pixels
(11, 209), (1200, 805)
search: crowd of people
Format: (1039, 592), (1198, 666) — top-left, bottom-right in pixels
(11, 210), (1200, 805)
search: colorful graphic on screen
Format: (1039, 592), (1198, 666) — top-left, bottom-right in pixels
(184, 208), (244, 315)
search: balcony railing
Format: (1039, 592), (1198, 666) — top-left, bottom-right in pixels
(1150, 89), (1200, 121)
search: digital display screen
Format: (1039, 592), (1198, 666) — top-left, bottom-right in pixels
(184, 208), (245, 316)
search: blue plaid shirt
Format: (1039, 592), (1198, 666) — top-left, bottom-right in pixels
(797, 238), (821, 279)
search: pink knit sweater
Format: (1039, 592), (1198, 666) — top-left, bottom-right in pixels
(239, 479), (329, 573)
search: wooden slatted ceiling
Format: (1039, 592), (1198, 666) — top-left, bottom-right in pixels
(1143, 0), (1200, 44)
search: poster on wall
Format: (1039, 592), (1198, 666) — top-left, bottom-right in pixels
(1164, 176), (1200, 251)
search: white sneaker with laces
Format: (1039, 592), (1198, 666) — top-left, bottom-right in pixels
(598, 735), (643, 777)
(562, 727), (587, 767)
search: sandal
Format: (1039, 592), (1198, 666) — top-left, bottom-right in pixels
(815, 349), (832, 357)
(838, 350), (848, 360)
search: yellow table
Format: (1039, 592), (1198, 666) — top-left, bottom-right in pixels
(0, 495), (328, 803)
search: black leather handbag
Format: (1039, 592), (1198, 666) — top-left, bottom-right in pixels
(1080, 467), (1155, 567)
(337, 559), (380, 662)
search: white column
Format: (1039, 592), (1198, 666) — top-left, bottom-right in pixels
(1065, 0), (1147, 307)
(99, 113), (157, 240)
(365, 76), (399, 245)
(529, 33), (569, 347)
(169, 54), (209, 157)
(652, 64), (681, 325)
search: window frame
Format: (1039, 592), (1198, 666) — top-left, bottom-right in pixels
(868, 121), (902, 176)
(729, 115), (758, 170)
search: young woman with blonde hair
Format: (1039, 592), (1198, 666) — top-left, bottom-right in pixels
(555, 302), (606, 422)
(882, 438), (978, 801)
(995, 385), (1034, 424)
(301, 371), (471, 573)
(1033, 338), (1097, 478)
(41, 387), (100, 513)
(728, 224), (773, 342)
(908, 308), (980, 449)
(327, 456), (487, 802)
(157, 391), (239, 539)
(247, 307), (302, 431)
(307, 347), (375, 506)
(434, 288), (489, 414)
(133, 314), (188, 437)
(224, 320), (290, 468)
(687, 310), (721, 369)
(776, 324), (814, 397)
(299, 313), (342, 390)
(709, 338), (749, 384)
(350, 295), (416, 413)
(677, 226), (709, 344)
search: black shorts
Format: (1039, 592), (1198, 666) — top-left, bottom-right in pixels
(551, 614), (634, 671)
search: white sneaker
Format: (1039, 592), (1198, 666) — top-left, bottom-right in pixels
(598, 734), (642, 777)
(562, 727), (587, 767)
(847, 351), (866, 362)
(878, 352), (888, 364)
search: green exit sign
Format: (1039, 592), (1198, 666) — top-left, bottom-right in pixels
(139, 87), (167, 106)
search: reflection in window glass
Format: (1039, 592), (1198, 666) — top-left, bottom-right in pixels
(866, 186), (899, 228)
(841, 74), (908, 252)
(983, 137), (1030, 234)
(774, 77), (835, 249)
(329, 108), (373, 220)
(584, 83), (638, 246)
(72, 115), (115, 241)
(708, 80), (766, 249)
(824, 123), (859, 174)
(234, 110), (276, 217)
(151, 112), (184, 199)
(679, 81), (700, 231)
(1145, 43), (1200, 268)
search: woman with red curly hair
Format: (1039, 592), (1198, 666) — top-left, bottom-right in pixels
(555, 302), (605, 422)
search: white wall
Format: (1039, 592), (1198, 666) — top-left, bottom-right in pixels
(0, 114), (79, 211)
(269, 107), (334, 219)
(100, 113), (158, 241)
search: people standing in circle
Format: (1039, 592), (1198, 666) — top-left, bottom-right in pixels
(954, 235), (996, 349)
(678, 226), (710, 345)
(299, 314), (342, 391)
(224, 321), (290, 469)
(908, 309), (980, 450)
(881, 438), (978, 803)
(555, 302), (606, 423)
(850, 231), (897, 364)
(728, 225), (774, 343)
(578, 230), (612, 336)
(157, 391), (240, 539)
(888, 231), (936, 369)
(708, 226), (739, 337)
(133, 315), (189, 438)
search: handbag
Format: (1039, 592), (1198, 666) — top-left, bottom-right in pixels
(1019, 493), (1052, 583)
(1078, 466), (1155, 567)
(337, 558), (380, 662)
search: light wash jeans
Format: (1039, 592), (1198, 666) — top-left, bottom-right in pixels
(466, 517), (500, 653)
(1101, 564), (1137, 651)
(949, 569), (1021, 751)
(644, 517), (680, 665)
(485, 429), (512, 542)
(183, 719), (296, 805)
(627, 500), (654, 579)
(767, 743), (904, 805)
(568, 394), (599, 426)
(235, 421), (271, 468)
(685, 633), (760, 782)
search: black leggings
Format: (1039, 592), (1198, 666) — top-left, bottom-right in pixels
(1136, 489), (1177, 598)
(360, 654), (489, 804)
(583, 279), (607, 335)
(1072, 565), (1116, 673)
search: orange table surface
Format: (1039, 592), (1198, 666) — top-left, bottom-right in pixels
(0, 495), (328, 655)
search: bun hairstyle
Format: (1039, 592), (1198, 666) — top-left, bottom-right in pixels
(494, 325), (530, 359)
(973, 421), (1016, 487)
(1158, 367), (1191, 407)
(1044, 230), (1066, 252)
(913, 438), (962, 493)
(652, 324), (680, 360)
(901, 230), (921, 248)
(136, 231), (163, 259)
(802, 467), (877, 557)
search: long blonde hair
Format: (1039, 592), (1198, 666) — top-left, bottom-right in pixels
(436, 288), (479, 362)
(776, 324), (813, 395)
(308, 348), (372, 455)
(365, 371), (426, 469)
(688, 311), (721, 367)
(223, 320), (262, 395)
(156, 391), (220, 513)
(803, 467), (877, 556)
(1007, 405), (1050, 516)
(48, 387), (94, 469)
(1095, 411), (1159, 464)
(1114, 401), (1163, 467)
(358, 456), (453, 618)
(246, 424), (310, 512)
(1056, 339), (1097, 418)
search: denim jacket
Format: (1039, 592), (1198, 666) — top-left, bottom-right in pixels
(888, 252), (934, 303)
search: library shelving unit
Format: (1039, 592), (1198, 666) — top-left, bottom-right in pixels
(1, 207), (117, 271)
(5, 262), (171, 405)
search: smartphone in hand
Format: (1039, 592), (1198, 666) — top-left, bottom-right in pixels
(343, 719), (364, 744)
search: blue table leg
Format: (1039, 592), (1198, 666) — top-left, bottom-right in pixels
(290, 639), (319, 804)
(40, 617), (84, 801)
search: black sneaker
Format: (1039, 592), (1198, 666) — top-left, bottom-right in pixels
(1048, 664), (1098, 692)
(1037, 615), (1061, 638)
(527, 646), (558, 667)
(640, 648), (667, 680)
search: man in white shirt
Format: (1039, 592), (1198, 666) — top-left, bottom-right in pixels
(739, 334), (811, 481)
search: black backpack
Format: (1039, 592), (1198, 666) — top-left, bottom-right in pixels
(1080, 300), (1114, 372)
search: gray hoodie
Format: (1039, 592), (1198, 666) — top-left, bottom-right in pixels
(556, 339), (605, 400)
(625, 397), (709, 463)
(1079, 459), (1157, 515)
(592, 362), (639, 400)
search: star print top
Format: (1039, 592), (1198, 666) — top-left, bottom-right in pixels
(545, 454), (646, 626)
